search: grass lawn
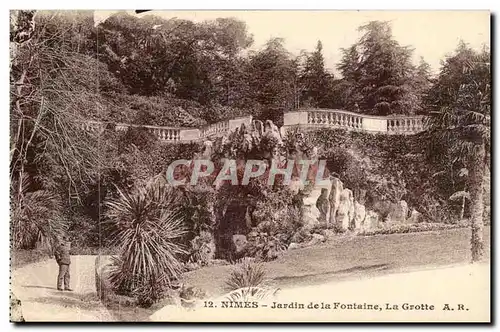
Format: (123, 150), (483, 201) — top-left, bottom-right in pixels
(183, 227), (491, 298)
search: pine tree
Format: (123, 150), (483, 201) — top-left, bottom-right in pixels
(337, 21), (424, 115)
(299, 40), (333, 108)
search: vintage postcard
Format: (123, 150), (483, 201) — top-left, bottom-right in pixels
(9, 10), (491, 323)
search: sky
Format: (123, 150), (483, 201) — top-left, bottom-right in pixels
(98, 10), (490, 75)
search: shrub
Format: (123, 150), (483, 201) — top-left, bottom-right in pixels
(225, 258), (266, 291)
(10, 176), (66, 251)
(105, 178), (187, 306)
(251, 186), (303, 243)
(224, 287), (280, 302)
(245, 233), (287, 262)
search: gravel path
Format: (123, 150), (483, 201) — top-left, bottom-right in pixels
(11, 255), (114, 322)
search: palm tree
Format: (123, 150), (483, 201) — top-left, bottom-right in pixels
(10, 174), (66, 251)
(105, 176), (187, 304)
(426, 43), (490, 262)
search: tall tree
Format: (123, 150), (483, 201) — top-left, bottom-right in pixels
(426, 41), (490, 262)
(249, 38), (299, 125)
(337, 21), (423, 115)
(299, 40), (334, 108)
(413, 57), (433, 114)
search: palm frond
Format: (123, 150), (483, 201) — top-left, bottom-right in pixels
(225, 258), (266, 291)
(105, 178), (187, 301)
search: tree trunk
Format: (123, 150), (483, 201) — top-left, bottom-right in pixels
(468, 143), (486, 262)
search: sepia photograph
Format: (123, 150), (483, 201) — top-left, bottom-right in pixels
(9, 9), (491, 323)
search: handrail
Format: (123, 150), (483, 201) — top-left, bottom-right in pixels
(80, 109), (426, 143)
(283, 109), (425, 135)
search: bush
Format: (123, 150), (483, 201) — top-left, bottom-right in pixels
(225, 258), (266, 291)
(245, 233), (287, 261)
(251, 186), (303, 243)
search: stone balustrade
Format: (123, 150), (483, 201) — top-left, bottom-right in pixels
(386, 116), (425, 134)
(200, 120), (230, 138)
(80, 110), (425, 143)
(283, 109), (425, 135)
(79, 115), (253, 143)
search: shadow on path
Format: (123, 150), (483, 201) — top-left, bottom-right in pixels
(272, 263), (392, 287)
(22, 285), (58, 291)
(29, 292), (102, 311)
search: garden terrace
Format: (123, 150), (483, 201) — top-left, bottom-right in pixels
(80, 109), (426, 143)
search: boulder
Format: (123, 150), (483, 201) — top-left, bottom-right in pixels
(387, 200), (409, 225)
(288, 242), (301, 250)
(306, 233), (326, 246)
(289, 177), (304, 195)
(353, 201), (366, 231)
(320, 229), (336, 240)
(290, 229), (311, 243)
(362, 210), (380, 231)
(316, 188), (330, 224)
(231, 234), (248, 255)
(328, 177), (344, 226)
(301, 186), (324, 230)
(301, 204), (320, 231)
(408, 209), (422, 224)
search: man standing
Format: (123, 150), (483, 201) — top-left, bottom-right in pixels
(54, 237), (73, 291)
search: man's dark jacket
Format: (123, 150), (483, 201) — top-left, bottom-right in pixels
(54, 243), (71, 265)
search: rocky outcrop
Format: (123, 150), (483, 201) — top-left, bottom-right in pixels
(353, 201), (366, 230)
(231, 234), (248, 256)
(316, 188), (330, 223)
(301, 204), (321, 231)
(328, 177), (343, 227)
(387, 200), (409, 225)
(336, 188), (354, 231)
(362, 210), (380, 231)
(408, 209), (422, 224)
